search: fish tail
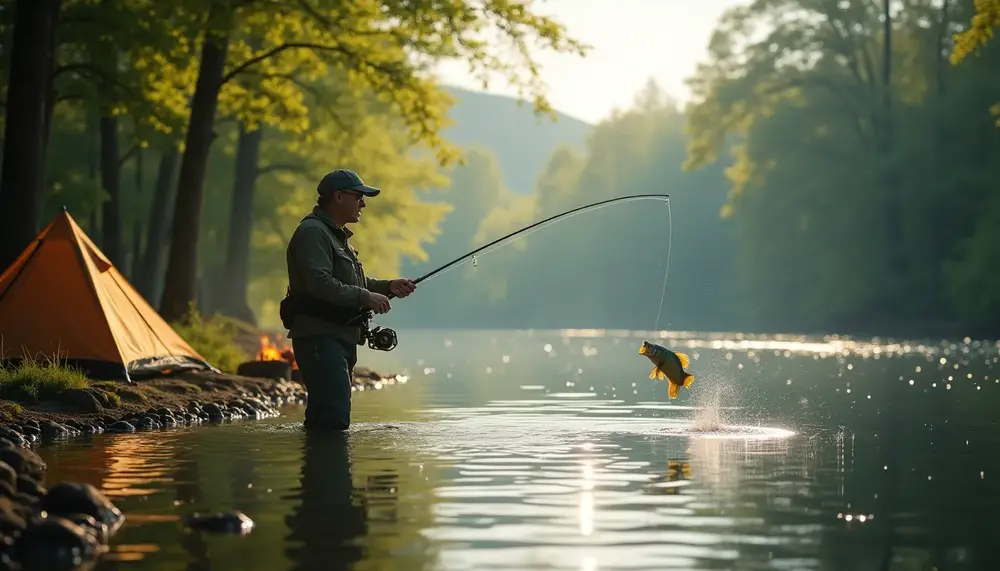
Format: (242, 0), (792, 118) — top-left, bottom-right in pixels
(683, 373), (694, 388)
(667, 382), (679, 399)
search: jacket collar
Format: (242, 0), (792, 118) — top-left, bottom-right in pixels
(307, 206), (353, 241)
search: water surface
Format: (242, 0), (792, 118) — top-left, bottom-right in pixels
(37, 329), (1000, 570)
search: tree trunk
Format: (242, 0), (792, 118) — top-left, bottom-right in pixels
(219, 123), (262, 325)
(159, 6), (232, 322)
(0, 0), (62, 270)
(137, 146), (179, 304)
(129, 148), (145, 279)
(99, 115), (122, 265)
(87, 112), (100, 237)
(38, 2), (61, 216)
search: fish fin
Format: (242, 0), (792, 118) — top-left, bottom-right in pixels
(683, 374), (694, 388)
(657, 369), (666, 381)
(675, 352), (691, 369)
(667, 382), (679, 399)
(649, 367), (658, 380)
(639, 344), (647, 355)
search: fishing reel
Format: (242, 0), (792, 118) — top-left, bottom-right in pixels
(353, 309), (398, 351)
(366, 325), (398, 352)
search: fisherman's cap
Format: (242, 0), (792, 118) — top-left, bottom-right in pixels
(317, 169), (380, 197)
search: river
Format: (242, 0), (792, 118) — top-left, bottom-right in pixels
(35, 329), (1000, 570)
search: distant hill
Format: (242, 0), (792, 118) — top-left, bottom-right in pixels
(440, 85), (593, 193)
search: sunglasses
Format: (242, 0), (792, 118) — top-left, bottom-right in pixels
(338, 190), (364, 200)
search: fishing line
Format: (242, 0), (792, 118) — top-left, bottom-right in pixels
(345, 193), (671, 327)
(653, 198), (673, 332)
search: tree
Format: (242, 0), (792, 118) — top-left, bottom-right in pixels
(0, 0), (62, 271)
(681, 0), (1000, 335)
(157, 0), (589, 322)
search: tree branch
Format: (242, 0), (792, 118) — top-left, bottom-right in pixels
(256, 162), (307, 178)
(221, 41), (401, 85)
(118, 143), (139, 167)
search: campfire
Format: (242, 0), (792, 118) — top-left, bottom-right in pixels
(257, 335), (298, 370)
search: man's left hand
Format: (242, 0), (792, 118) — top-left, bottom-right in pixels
(389, 278), (417, 298)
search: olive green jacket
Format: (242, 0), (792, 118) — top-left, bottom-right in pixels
(284, 206), (391, 345)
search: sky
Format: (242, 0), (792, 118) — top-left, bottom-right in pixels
(432, 0), (746, 124)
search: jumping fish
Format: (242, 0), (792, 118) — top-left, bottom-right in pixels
(638, 340), (695, 399)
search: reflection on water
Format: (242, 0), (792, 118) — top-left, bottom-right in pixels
(33, 329), (1000, 570)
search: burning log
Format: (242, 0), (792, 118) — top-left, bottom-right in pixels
(237, 335), (299, 381)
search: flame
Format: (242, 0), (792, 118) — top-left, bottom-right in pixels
(257, 335), (298, 370)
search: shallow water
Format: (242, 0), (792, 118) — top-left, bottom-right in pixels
(36, 329), (1000, 570)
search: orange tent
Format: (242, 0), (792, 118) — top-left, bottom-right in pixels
(0, 208), (217, 381)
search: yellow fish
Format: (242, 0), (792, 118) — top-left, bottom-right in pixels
(638, 340), (694, 399)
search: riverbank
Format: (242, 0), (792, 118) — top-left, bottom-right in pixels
(0, 364), (406, 442)
(0, 362), (406, 569)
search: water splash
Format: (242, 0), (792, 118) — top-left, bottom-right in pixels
(692, 382), (728, 432)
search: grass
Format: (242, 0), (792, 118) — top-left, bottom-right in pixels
(0, 355), (90, 402)
(170, 303), (250, 374)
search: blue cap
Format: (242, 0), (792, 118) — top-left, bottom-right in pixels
(317, 169), (380, 197)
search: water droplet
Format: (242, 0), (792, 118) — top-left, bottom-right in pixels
(909, 380), (914, 385)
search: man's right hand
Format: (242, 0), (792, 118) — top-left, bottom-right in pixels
(365, 292), (391, 314)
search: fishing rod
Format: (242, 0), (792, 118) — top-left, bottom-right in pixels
(348, 193), (671, 351)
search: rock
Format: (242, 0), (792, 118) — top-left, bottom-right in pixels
(58, 388), (102, 413)
(61, 513), (109, 545)
(0, 497), (26, 534)
(17, 516), (102, 571)
(0, 429), (25, 448)
(184, 510), (254, 535)
(104, 421), (134, 434)
(16, 475), (45, 499)
(201, 403), (223, 419)
(17, 425), (40, 438)
(61, 420), (85, 430)
(15, 492), (38, 508)
(0, 447), (45, 481)
(134, 416), (159, 430)
(0, 462), (15, 488)
(40, 422), (73, 440)
(40, 483), (124, 532)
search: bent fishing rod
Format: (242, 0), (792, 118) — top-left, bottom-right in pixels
(346, 193), (671, 343)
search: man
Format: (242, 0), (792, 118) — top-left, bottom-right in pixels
(284, 169), (416, 431)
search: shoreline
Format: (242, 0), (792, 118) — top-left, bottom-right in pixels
(0, 365), (405, 437)
(0, 365), (406, 570)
